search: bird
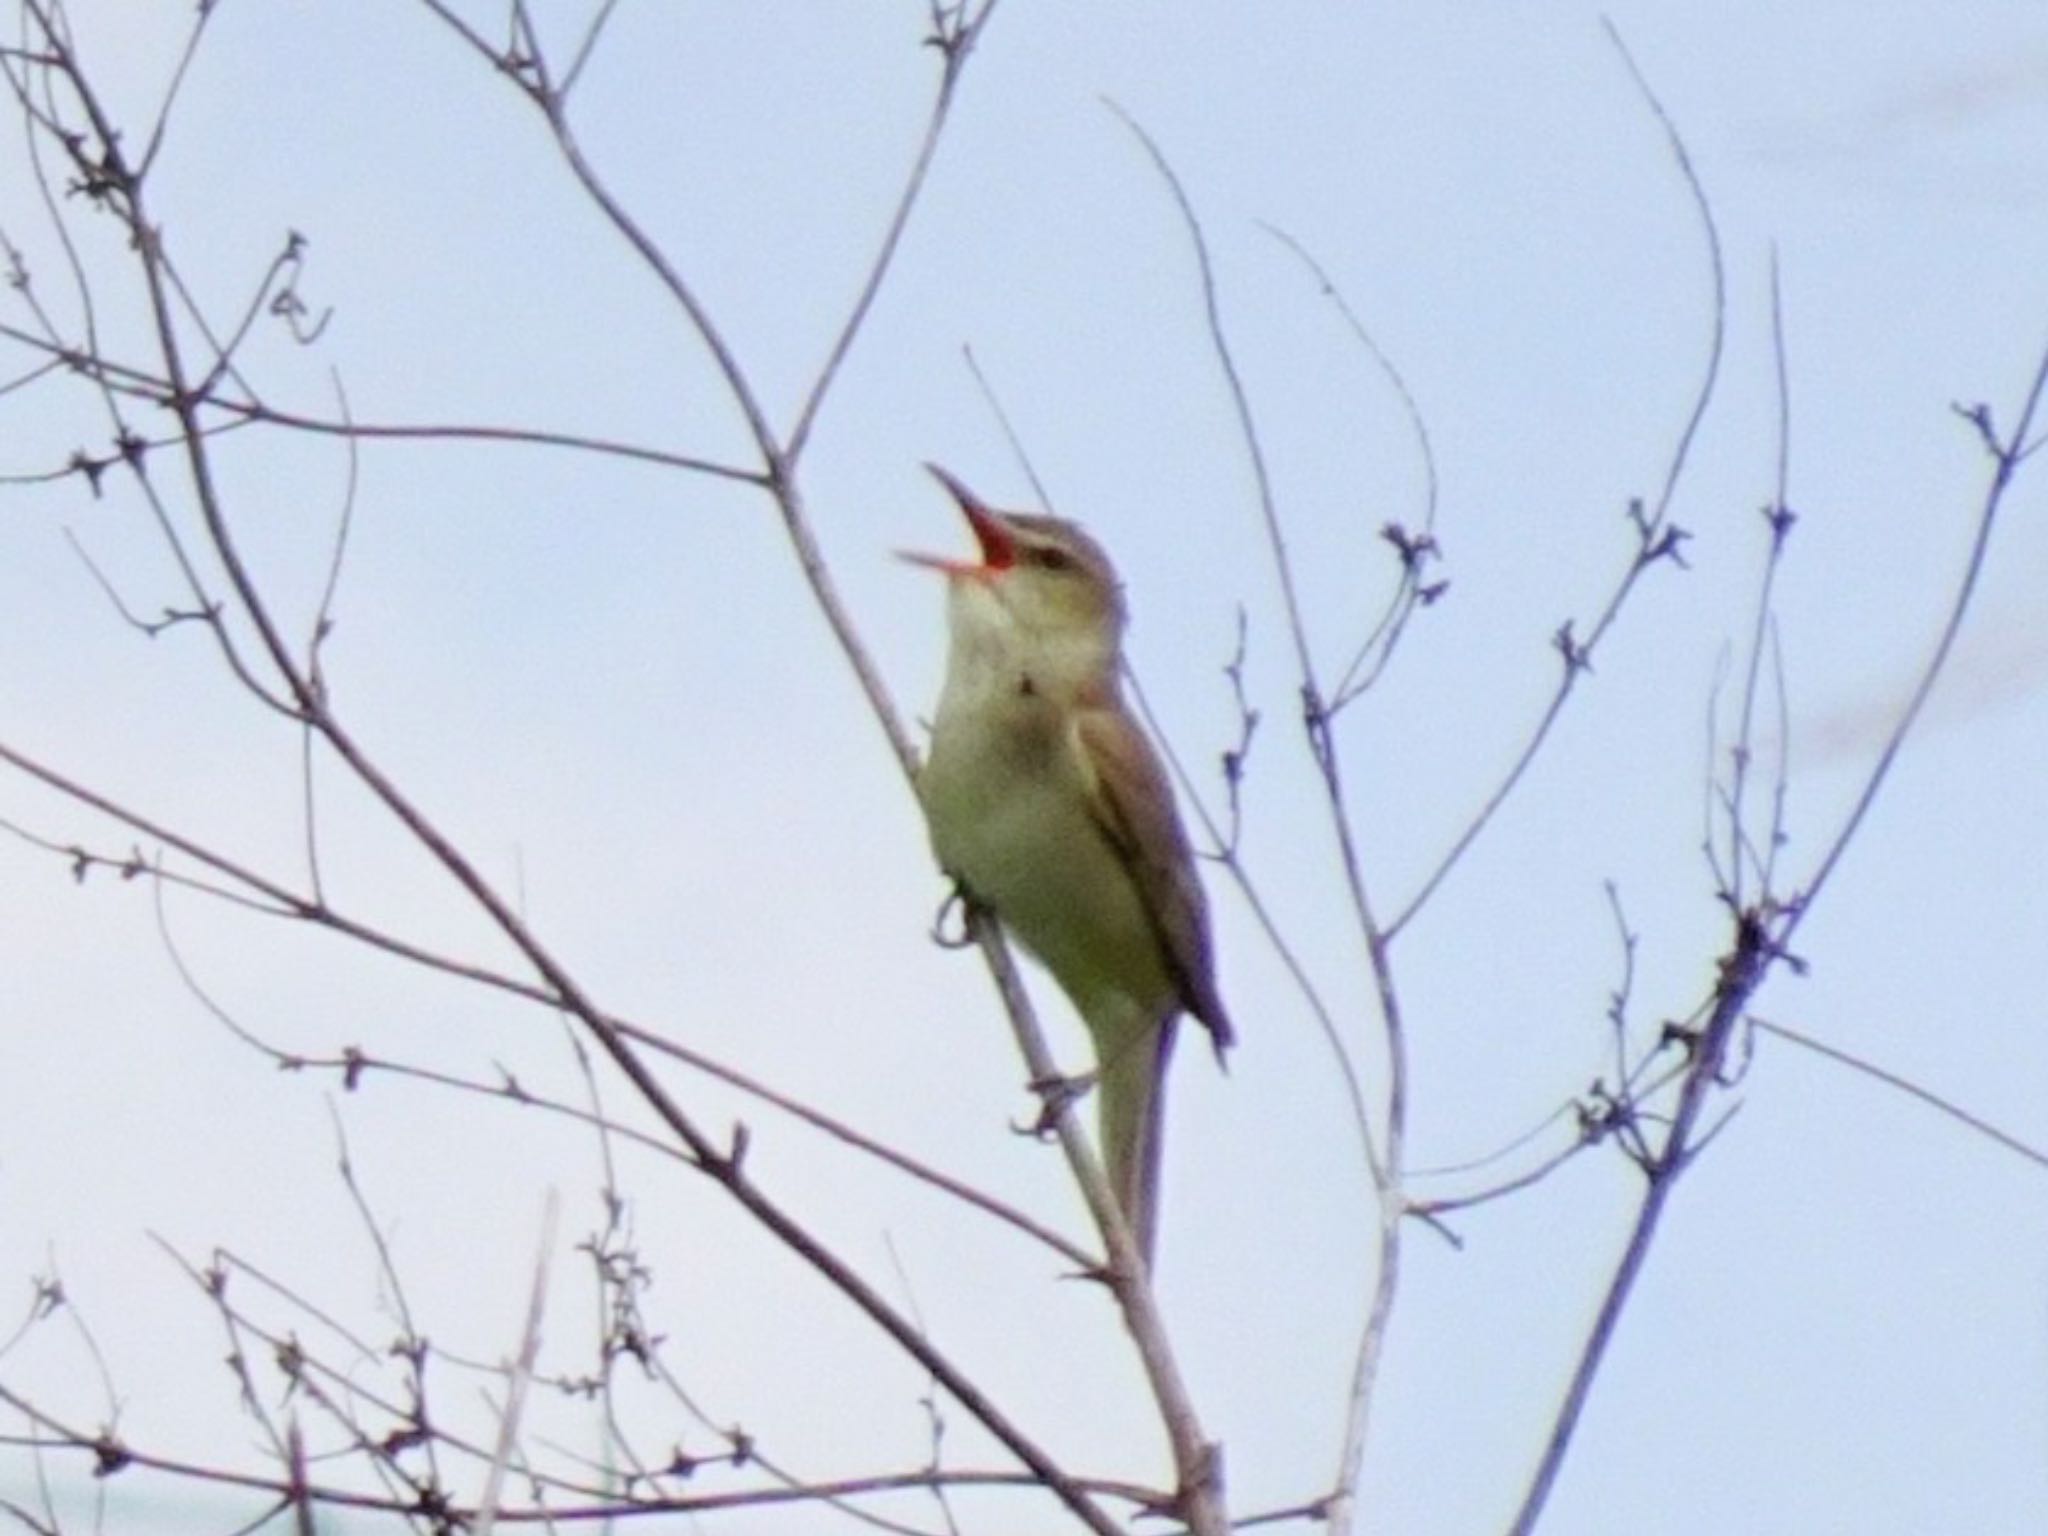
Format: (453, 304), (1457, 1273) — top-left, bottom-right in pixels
(903, 463), (1233, 1266)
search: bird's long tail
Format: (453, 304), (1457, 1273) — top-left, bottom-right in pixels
(1096, 1012), (1178, 1268)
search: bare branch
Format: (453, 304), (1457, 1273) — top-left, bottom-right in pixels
(1509, 325), (2048, 1530)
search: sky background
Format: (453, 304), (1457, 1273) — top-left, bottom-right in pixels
(2, 2), (2047, 1532)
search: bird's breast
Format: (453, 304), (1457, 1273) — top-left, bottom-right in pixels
(921, 683), (1171, 1016)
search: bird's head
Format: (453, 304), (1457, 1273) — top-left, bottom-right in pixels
(902, 464), (1127, 687)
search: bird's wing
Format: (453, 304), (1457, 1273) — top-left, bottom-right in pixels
(1071, 704), (1235, 1055)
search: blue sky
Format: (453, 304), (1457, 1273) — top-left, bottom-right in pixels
(2, 3), (2046, 1532)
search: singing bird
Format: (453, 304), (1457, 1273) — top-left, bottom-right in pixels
(905, 464), (1234, 1265)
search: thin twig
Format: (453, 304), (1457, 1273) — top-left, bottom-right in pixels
(559, 0), (622, 100)
(1255, 221), (1443, 710)
(1724, 247), (1795, 909)
(474, 1191), (558, 1536)
(1752, 1016), (2048, 1171)
(1386, 15), (1724, 944)
(1106, 99), (1400, 1536)
(1107, 99), (1314, 693)
(962, 343), (1058, 512)
(785, 2), (1002, 464)
(204, 396), (766, 485)
(1780, 344), (2048, 940)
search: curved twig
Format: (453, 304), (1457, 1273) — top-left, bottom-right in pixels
(1385, 16), (1725, 944)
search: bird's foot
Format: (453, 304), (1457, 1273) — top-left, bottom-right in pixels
(1017, 1070), (1096, 1140)
(928, 885), (977, 949)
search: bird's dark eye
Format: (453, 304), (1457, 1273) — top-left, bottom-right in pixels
(1031, 546), (1073, 572)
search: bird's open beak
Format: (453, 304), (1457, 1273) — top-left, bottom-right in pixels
(897, 463), (1017, 577)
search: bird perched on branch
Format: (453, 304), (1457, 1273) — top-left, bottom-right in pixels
(904, 464), (1233, 1266)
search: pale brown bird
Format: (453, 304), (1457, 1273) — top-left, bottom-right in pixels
(904, 464), (1233, 1264)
